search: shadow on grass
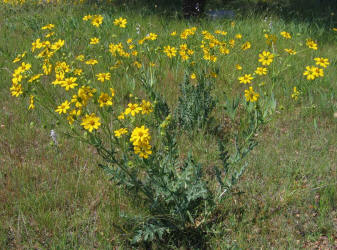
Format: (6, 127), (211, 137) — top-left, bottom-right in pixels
(225, 0), (336, 26)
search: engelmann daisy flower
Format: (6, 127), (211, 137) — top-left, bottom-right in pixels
(238, 74), (254, 84)
(125, 103), (142, 116)
(81, 113), (101, 132)
(314, 57), (329, 68)
(163, 45), (177, 58)
(90, 37), (100, 45)
(291, 87), (300, 100)
(244, 87), (259, 102)
(60, 77), (78, 91)
(258, 51), (274, 66)
(255, 67), (268, 76)
(55, 100), (70, 114)
(98, 93), (113, 107)
(96, 72), (111, 82)
(113, 17), (127, 28)
(284, 48), (296, 55)
(114, 128), (128, 138)
(280, 31), (291, 39)
(306, 39), (318, 50)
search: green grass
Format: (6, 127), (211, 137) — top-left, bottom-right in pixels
(1, 1), (337, 248)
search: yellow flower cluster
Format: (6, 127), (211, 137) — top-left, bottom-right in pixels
(264, 33), (277, 46)
(130, 126), (152, 159)
(245, 87), (259, 102)
(109, 42), (132, 58)
(280, 31), (291, 39)
(138, 33), (157, 45)
(119, 100), (153, 119)
(180, 27), (197, 39)
(179, 43), (194, 61)
(306, 39), (318, 50)
(291, 87), (300, 100)
(83, 14), (104, 27)
(284, 48), (296, 55)
(303, 57), (328, 80)
(10, 62), (31, 97)
(54, 84), (98, 126)
(114, 128), (128, 138)
(303, 66), (324, 80)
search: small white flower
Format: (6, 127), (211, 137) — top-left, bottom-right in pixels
(50, 129), (58, 145)
(136, 24), (141, 34)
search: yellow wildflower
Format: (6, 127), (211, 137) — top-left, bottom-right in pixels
(118, 112), (125, 120)
(10, 83), (23, 97)
(255, 67), (268, 76)
(140, 100), (153, 114)
(51, 39), (65, 51)
(130, 125), (151, 146)
(20, 62), (31, 71)
(284, 48), (296, 55)
(73, 68), (83, 76)
(241, 41), (251, 50)
(45, 32), (55, 38)
(61, 77), (78, 91)
(303, 66), (323, 80)
(98, 93), (113, 107)
(41, 24), (54, 30)
(28, 95), (35, 110)
(291, 87), (300, 100)
(306, 39), (318, 50)
(76, 54), (85, 61)
(91, 15), (103, 27)
(258, 51), (274, 66)
(81, 113), (101, 132)
(280, 31), (291, 39)
(28, 74), (42, 83)
(163, 45), (177, 58)
(82, 14), (92, 21)
(55, 100), (70, 114)
(85, 59), (98, 65)
(52, 72), (65, 85)
(90, 37), (100, 45)
(113, 17), (127, 28)
(12, 52), (26, 63)
(42, 62), (52, 75)
(133, 143), (152, 159)
(235, 64), (242, 70)
(238, 74), (254, 84)
(125, 103), (142, 116)
(244, 87), (259, 102)
(146, 33), (158, 40)
(96, 72), (111, 82)
(314, 57), (329, 68)
(114, 128), (128, 138)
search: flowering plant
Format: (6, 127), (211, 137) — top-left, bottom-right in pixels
(8, 12), (330, 247)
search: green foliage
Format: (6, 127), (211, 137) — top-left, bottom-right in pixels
(175, 73), (216, 130)
(93, 71), (267, 247)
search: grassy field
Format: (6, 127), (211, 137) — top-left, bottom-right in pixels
(0, 1), (337, 248)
